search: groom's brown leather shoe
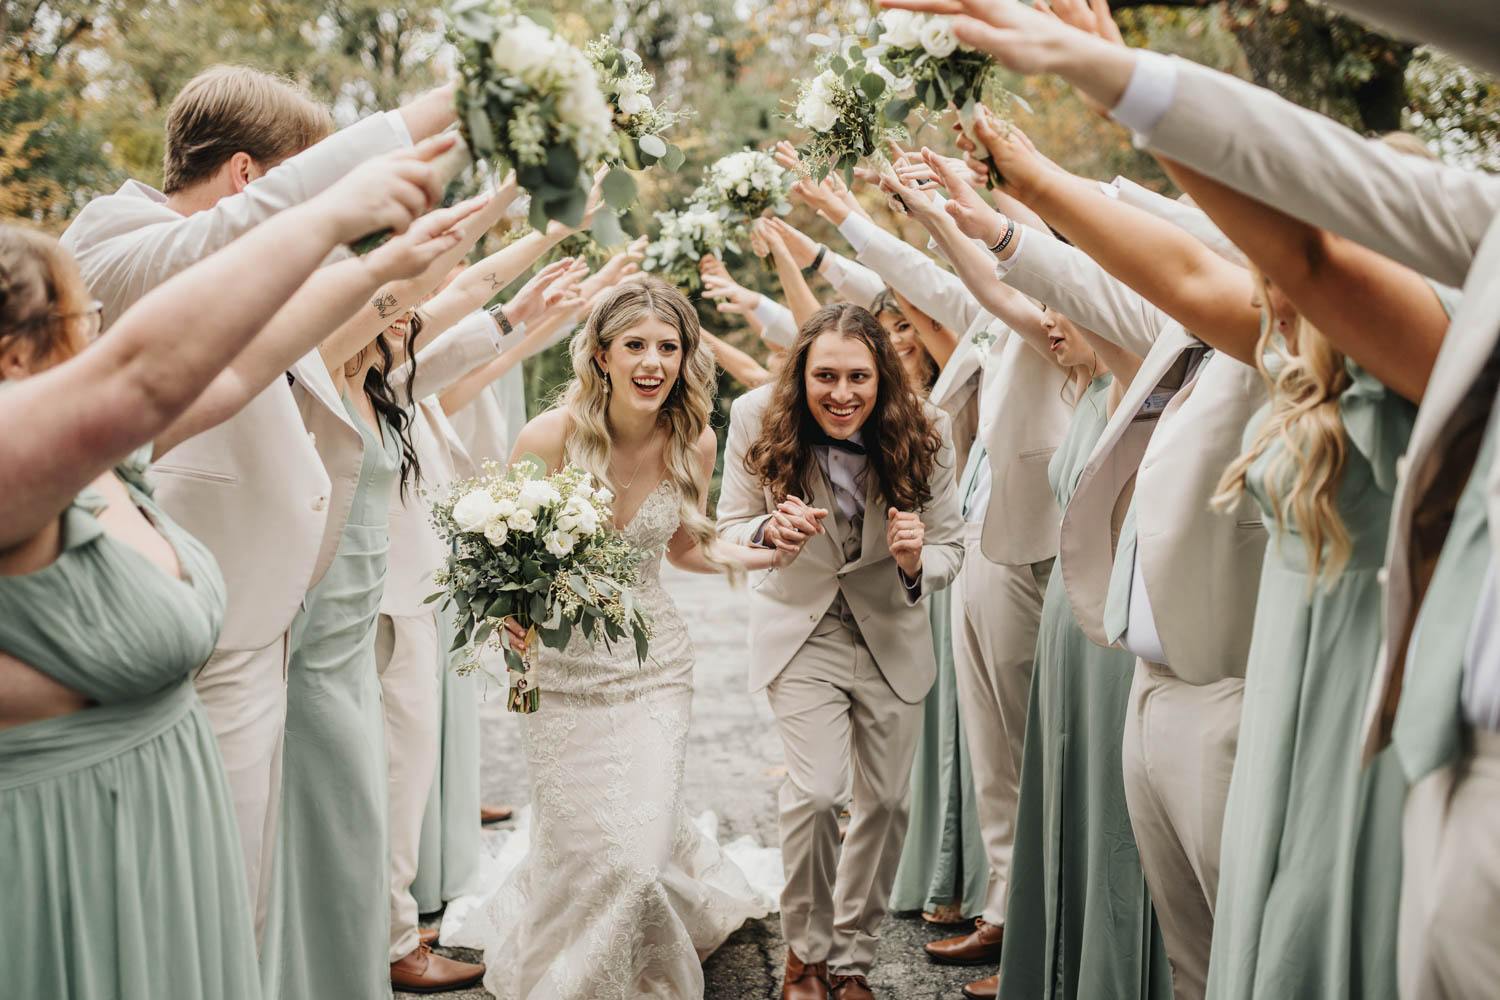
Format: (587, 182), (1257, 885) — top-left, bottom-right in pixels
(961, 973), (999, 999)
(390, 944), (484, 993)
(784, 948), (831, 1000)
(925, 918), (1003, 965)
(479, 804), (513, 824)
(831, 973), (875, 999)
(418, 926), (440, 947)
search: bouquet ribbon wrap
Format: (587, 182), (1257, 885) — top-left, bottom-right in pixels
(507, 623), (542, 714)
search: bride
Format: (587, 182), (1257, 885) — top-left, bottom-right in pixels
(454, 275), (793, 999)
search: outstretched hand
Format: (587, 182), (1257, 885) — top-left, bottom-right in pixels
(363, 193), (489, 284)
(921, 148), (1007, 246)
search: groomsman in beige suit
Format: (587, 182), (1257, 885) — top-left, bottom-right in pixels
(718, 304), (964, 1000)
(991, 219), (1265, 1000)
(58, 65), (477, 939)
(812, 197), (1070, 982)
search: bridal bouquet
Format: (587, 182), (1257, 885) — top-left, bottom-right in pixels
(789, 46), (911, 183)
(587, 36), (689, 172)
(447, 0), (616, 228)
(700, 149), (792, 221)
(429, 458), (654, 713)
(642, 203), (741, 290)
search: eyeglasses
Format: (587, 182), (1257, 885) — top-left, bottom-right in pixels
(56, 300), (104, 341)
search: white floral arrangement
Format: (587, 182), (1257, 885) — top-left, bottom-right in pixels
(429, 457), (654, 714)
(586, 36), (690, 172)
(447, 0), (617, 228)
(700, 149), (793, 221)
(642, 203), (742, 290)
(789, 43), (911, 183)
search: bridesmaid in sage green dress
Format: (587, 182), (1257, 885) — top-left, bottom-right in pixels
(261, 386), (400, 1000)
(1206, 285), (1460, 1000)
(997, 318), (1172, 1000)
(0, 451), (261, 1000)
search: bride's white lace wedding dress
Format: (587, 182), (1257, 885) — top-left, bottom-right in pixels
(443, 481), (772, 999)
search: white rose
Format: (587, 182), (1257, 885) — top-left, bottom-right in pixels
(594, 485), (614, 505)
(881, 10), (922, 48)
(517, 479), (562, 514)
(483, 518), (509, 546)
(918, 17), (959, 58)
(507, 508), (537, 534)
(617, 91), (651, 117)
(452, 489), (498, 533)
(492, 19), (553, 79)
(543, 530), (577, 558)
(798, 94), (839, 132)
(493, 497), (518, 521)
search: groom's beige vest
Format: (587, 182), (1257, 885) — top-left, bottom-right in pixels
(716, 385), (966, 704)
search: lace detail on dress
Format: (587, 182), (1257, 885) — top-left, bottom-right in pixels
(447, 482), (770, 999)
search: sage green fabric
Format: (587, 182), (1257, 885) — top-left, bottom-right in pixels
(261, 402), (398, 1000)
(413, 606), (482, 911)
(997, 376), (1173, 1000)
(890, 583), (989, 917)
(1206, 362), (1414, 1000)
(0, 453), (259, 1000)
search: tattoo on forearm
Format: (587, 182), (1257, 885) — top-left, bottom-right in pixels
(483, 272), (502, 292)
(372, 292), (399, 318)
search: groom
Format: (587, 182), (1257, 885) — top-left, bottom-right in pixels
(718, 304), (964, 1000)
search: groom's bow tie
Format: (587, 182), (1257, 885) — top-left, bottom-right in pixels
(807, 425), (867, 457)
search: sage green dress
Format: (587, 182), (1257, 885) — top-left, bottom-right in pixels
(1205, 361), (1416, 1000)
(261, 401), (398, 1000)
(890, 584), (989, 918)
(412, 607), (482, 911)
(0, 453), (260, 1000)
(998, 376), (1173, 1000)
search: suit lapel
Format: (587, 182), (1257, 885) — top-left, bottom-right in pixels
(290, 351), (358, 429)
(807, 458), (847, 562)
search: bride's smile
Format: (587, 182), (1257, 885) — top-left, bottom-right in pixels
(597, 315), (682, 413)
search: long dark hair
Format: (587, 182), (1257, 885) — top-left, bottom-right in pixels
(745, 303), (944, 512)
(350, 311), (423, 499)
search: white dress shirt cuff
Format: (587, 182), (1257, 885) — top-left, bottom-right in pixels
(838, 212), (876, 254)
(384, 110), (416, 148)
(991, 226), (1029, 278)
(1100, 179), (1121, 198)
(1109, 50), (1180, 147)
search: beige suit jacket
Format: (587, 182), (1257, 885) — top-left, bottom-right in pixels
(1004, 229), (1268, 683)
(1324, 1), (1500, 78)
(1137, 55), (1500, 747)
(716, 385), (965, 703)
(61, 113), (407, 650)
(856, 226), (1071, 565)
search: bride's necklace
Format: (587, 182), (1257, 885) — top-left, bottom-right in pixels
(611, 444), (651, 491)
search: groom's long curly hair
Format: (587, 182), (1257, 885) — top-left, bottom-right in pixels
(746, 303), (942, 512)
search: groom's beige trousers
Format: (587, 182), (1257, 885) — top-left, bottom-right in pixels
(376, 612), (442, 962)
(192, 633), (291, 945)
(767, 613), (924, 978)
(950, 525), (1052, 925)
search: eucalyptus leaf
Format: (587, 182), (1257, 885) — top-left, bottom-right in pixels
(661, 143), (686, 172)
(637, 133), (668, 158)
(860, 73), (887, 100)
(831, 55), (848, 76)
(544, 143), (581, 187)
(601, 166), (637, 210)
(590, 208), (627, 248)
(529, 593), (548, 622)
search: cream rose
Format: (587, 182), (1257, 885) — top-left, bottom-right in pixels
(543, 530), (577, 558)
(483, 518), (509, 546)
(918, 17), (959, 58)
(452, 489), (498, 533)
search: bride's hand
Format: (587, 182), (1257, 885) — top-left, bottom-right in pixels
(502, 616), (528, 653)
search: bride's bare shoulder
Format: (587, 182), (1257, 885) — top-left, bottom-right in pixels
(510, 409), (571, 471)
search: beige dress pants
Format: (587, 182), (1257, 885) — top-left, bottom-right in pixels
(1120, 658), (1243, 1000)
(1399, 728), (1500, 999)
(950, 525), (1052, 925)
(766, 617), (925, 978)
(192, 634), (290, 945)
(376, 612), (441, 962)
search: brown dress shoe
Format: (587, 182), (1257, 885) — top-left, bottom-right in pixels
(783, 948), (831, 1000)
(962, 973), (999, 999)
(479, 804), (513, 824)
(924, 918), (1004, 966)
(418, 926), (439, 947)
(831, 973), (875, 999)
(390, 944), (484, 994)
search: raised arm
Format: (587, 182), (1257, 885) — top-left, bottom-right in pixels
(702, 329), (771, 388)
(666, 426), (780, 573)
(1, 147), (439, 549)
(757, 221), (823, 328)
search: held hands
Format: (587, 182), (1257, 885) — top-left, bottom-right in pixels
(318, 133), (455, 245)
(886, 507), (925, 579)
(762, 494), (829, 564)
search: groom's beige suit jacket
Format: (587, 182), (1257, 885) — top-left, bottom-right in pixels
(1001, 229), (1268, 684)
(716, 385), (966, 704)
(60, 115), (502, 651)
(1132, 55), (1500, 750)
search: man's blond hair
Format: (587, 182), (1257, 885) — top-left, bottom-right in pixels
(163, 65), (334, 194)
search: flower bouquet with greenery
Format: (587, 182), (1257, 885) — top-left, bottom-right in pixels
(870, 9), (1029, 186)
(641, 203), (742, 291)
(586, 35), (690, 173)
(700, 149), (793, 222)
(788, 42), (912, 185)
(429, 457), (654, 714)
(446, 0), (618, 229)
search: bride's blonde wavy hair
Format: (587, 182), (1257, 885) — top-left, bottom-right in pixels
(1212, 268), (1353, 589)
(560, 275), (736, 575)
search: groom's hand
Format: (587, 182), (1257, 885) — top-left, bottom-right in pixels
(887, 507), (925, 579)
(762, 494), (828, 560)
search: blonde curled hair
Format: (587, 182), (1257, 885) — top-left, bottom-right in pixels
(1212, 269), (1353, 588)
(560, 275), (736, 575)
